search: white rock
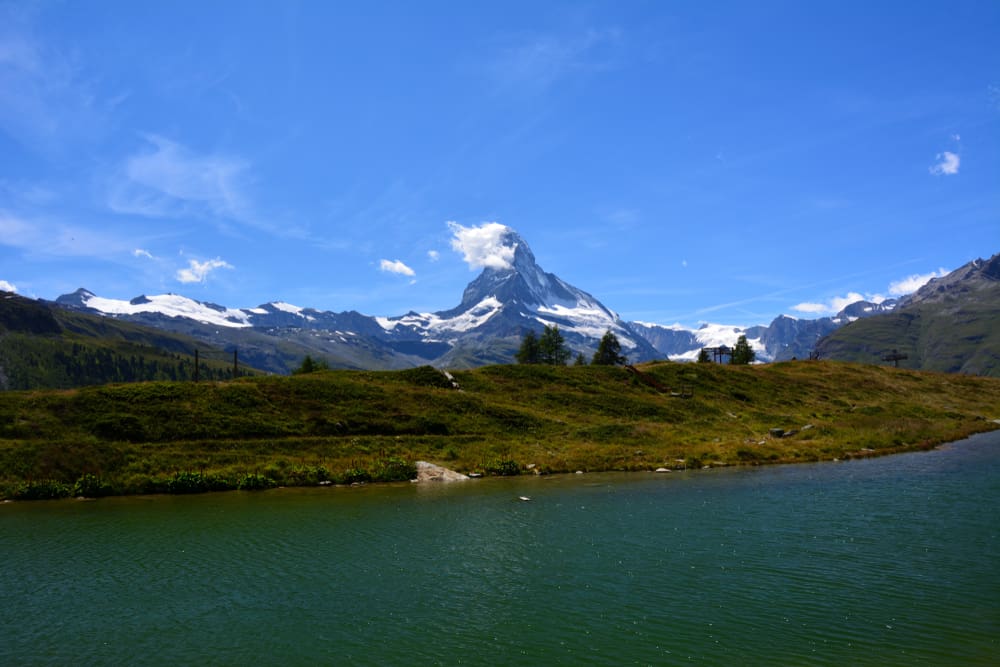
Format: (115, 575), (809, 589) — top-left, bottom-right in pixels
(414, 461), (470, 483)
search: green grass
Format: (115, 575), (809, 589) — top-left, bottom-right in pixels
(2, 360), (999, 499)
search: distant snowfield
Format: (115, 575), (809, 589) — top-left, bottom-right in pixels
(83, 293), (253, 328)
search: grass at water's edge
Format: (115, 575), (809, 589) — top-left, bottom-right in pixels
(1, 360), (998, 500)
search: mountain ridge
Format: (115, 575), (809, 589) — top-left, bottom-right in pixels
(44, 233), (998, 375)
(815, 253), (1000, 376)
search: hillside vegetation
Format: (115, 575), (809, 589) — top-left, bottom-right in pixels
(0, 292), (256, 389)
(2, 360), (998, 499)
(817, 303), (1000, 376)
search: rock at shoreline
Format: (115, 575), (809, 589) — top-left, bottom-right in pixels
(415, 461), (470, 483)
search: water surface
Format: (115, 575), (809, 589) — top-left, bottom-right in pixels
(3, 431), (998, 665)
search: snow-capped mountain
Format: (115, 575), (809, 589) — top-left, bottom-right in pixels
(51, 227), (919, 372)
(375, 228), (658, 361)
(54, 229), (657, 369)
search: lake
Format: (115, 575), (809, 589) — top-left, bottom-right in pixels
(2, 430), (998, 665)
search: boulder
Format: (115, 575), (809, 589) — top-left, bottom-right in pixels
(414, 461), (470, 483)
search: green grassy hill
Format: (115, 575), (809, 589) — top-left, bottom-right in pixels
(2, 360), (998, 499)
(815, 254), (1000, 376)
(0, 292), (256, 390)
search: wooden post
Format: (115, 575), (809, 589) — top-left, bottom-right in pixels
(233, 349), (238, 378)
(882, 349), (908, 368)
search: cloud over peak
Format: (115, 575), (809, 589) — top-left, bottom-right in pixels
(791, 268), (949, 316)
(888, 269), (947, 296)
(792, 292), (876, 316)
(448, 221), (517, 270)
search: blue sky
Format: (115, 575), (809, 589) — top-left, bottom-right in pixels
(1, 1), (998, 328)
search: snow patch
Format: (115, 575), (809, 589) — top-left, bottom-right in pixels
(84, 293), (252, 328)
(270, 301), (304, 315)
(378, 297), (504, 334)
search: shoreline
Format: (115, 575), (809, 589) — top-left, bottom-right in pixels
(3, 361), (999, 502)
(4, 422), (997, 504)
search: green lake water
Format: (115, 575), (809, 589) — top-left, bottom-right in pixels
(3, 431), (999, 666)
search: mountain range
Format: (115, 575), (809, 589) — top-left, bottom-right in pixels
(33, 229), (1000, 376)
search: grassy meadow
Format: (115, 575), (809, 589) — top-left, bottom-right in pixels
(2, 360), (999, 499)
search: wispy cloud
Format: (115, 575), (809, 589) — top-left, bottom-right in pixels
(133, 248), (155, 260)
(929, 151), (960, 175)
(379, 259), (415, 277)
(888, 268), (947, 296)
(175, 257), (234, 284)
(489, 27), (623, 92)
(427, 250), (440, 262)
(448, 221), (516, 270)
(109, 134), (251, 220)
(0, 210), (136, 258)
(0, 279), (16, 292)
(0, 6), (117, 152)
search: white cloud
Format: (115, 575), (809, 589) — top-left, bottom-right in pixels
(790, 301), (832, 315)
(133, 248), (155, 260)
(888, 268), (947, 296)
(379, 259), (415, 277)
(448, 221), (517, 270)
(110, 134), (251, 219)
(791, 292), (880, 316)
(792, 267), (950, 316)
(175, 257), (233, 284)
(929, 151), (960, 175)
(0, 279), (16, 292)
(427, 250), (440, 262)
(490, 28), (623, 92)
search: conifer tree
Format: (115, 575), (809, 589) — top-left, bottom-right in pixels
(516, 330), (541, 364)
(592, 330), (627, 366)
(730, 335), (756, 365)
(538, 325), (571, 365)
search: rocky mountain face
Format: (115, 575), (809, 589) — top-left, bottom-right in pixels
(815, 253), (1000, 376)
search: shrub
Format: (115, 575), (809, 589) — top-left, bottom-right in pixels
(237, 473), (276, 491)
(73, 473), (114, 498)
(485, 458), (520, 476)
(165, 471), (213, 494)
(15, 480), (72, 500)
(371, 457), (416, 482)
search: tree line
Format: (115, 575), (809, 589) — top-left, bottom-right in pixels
(0, 338), (245, 390)
(516, 326), (756, 366)
(516, 325), (628, 366)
